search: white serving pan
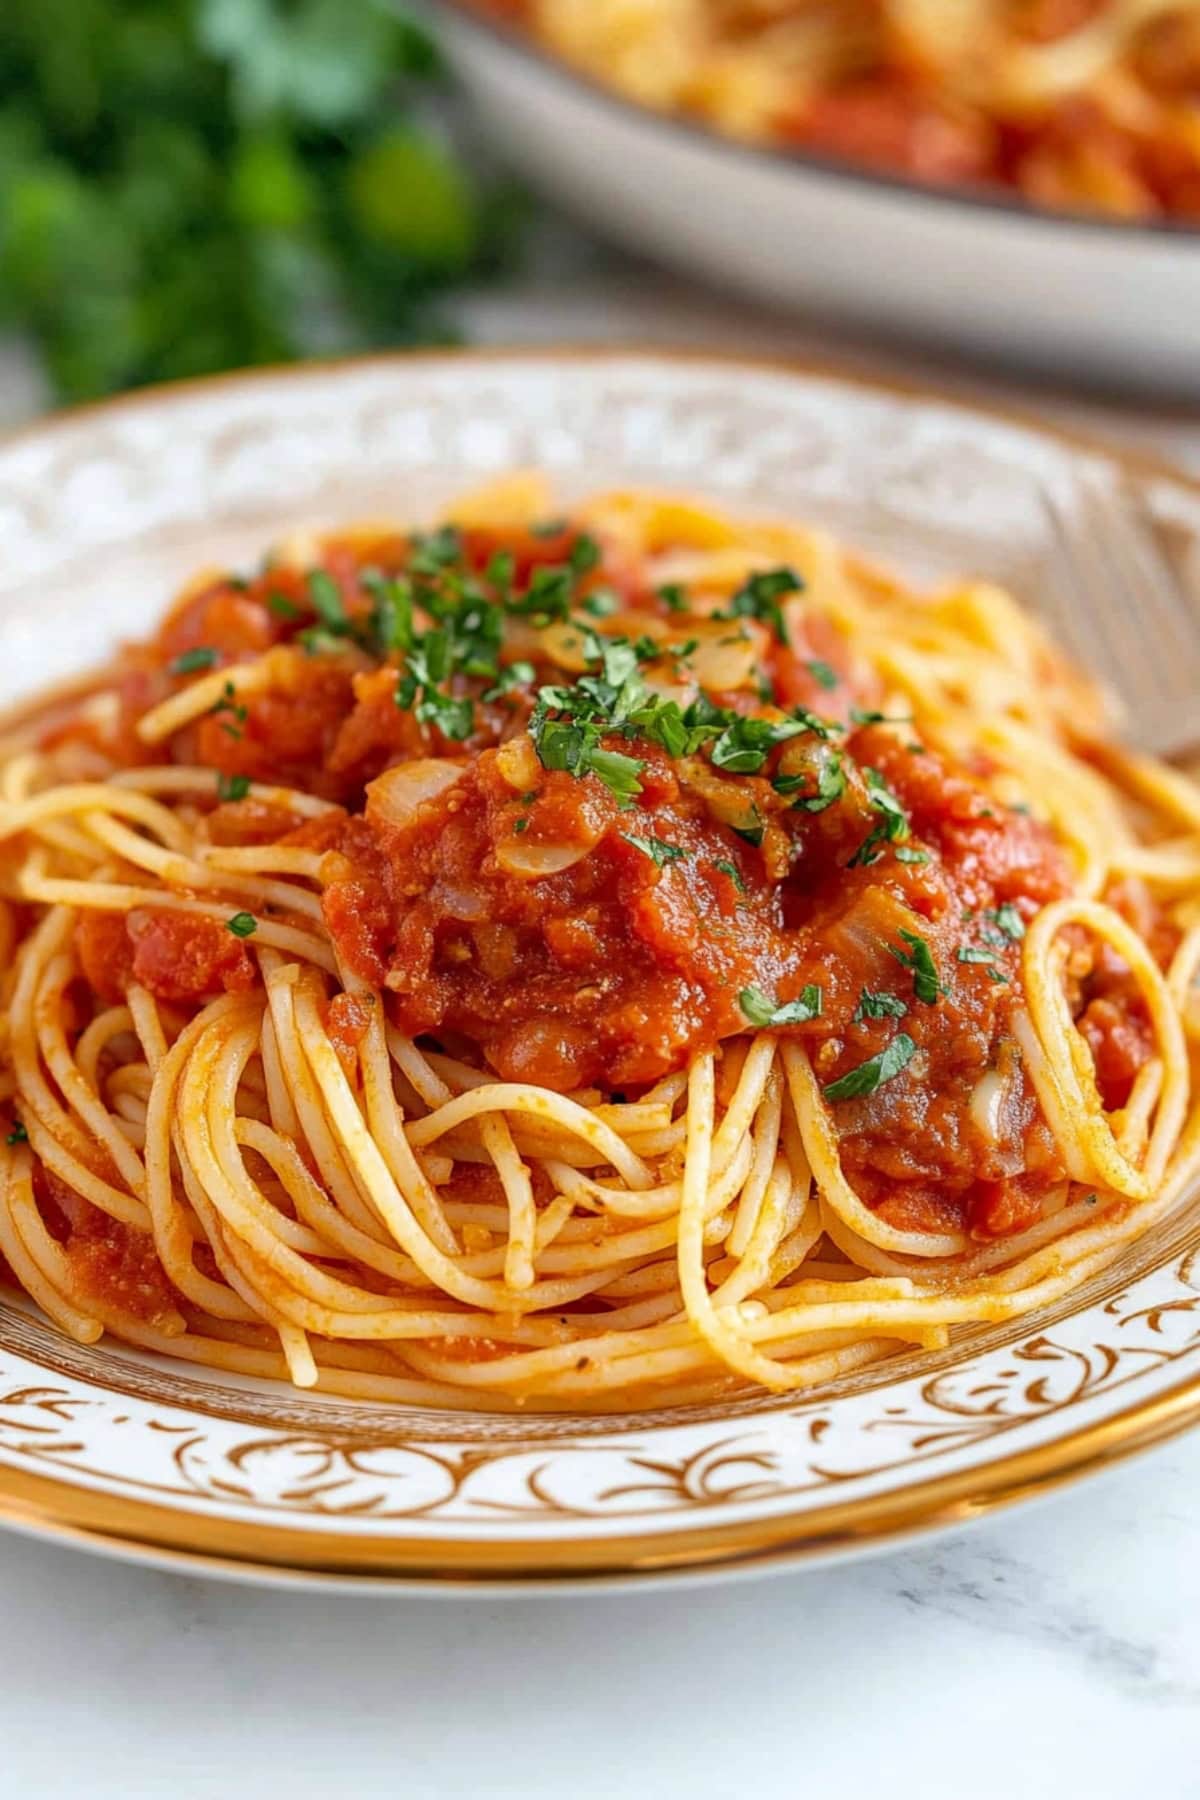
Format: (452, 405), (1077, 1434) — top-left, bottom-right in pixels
(427, 1), (1200, 395)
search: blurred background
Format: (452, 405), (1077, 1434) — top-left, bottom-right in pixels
(0, 1), (528, 412)
(3, 0), (1199, 433)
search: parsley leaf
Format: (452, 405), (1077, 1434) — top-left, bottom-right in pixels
(807, 659), (838, 691)
(169, 646), (217, 675)
(226, 912), (258, 939)
(713, 858), (746, 894)
(307, 569), (349, 633)
(849, 707), (913, 726)
(718, 567), (803, 645)
(886, 929), (943, 1005)
(774, 749), (846, 813)
(483, 661), (535, 702)
(267, 592), (301, 621)
(848, 767), (911, 867)
(823, 1033), (917, 1101)
(852, 989), (909, 1023)
(5, 1120), (27, 1146)
(739, 984), (823, 1028)
(988, 903), (1026, 942)
(216, 772), (251, 803)
(624, 834), (686, 868)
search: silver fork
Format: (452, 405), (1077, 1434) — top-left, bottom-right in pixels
(1040, 467), (1200, 763)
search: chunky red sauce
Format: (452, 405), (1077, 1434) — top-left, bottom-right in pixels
(40, 514), (1164, 1263)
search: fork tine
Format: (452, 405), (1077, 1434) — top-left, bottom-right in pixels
(1041, 470), (1200, 759)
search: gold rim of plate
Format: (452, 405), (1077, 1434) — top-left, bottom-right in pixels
(2, 344), (1198, 1587)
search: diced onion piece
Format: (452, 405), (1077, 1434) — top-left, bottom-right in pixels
(687, 628), (760, 693)
(495, 735), (540, 791)
(495, 839), (593, 879)
(366, 759), (463, 831)
(970, 1069), (1006, 1145)
(538, 619), (596, 673)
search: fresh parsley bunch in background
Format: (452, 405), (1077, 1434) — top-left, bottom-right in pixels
(0, 0), (522, 401)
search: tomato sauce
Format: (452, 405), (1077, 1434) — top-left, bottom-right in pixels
(44, 517), (1166, 1248)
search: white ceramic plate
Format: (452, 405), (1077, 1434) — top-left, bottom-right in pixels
(425, 1), (1200, 394)
(2, 349), (1200, 1591)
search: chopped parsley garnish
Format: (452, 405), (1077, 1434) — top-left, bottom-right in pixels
(774, 751), (846, 813)
(739, 984), (823, 1028)
(852, 989), (909, 1023)
(169, 646), (217, 675)
(307, 569), (349, 633)
(656, 583), (689, 614)
(527, 629), (837, 800)
(210, 681), (248, 740)
(5, 1120), (27, 1146)
(823, 1032), (917, 1101)
(807, 659), (838, 691)
(530, 517), (567, 539)
(624, 833), (687, 868)
(886, 929), (943, 1005)
(957, 944), (1010, 984)
(713, 858), (746, 894)
(848, 768), (911, 867)
(716, 567), (803, 645)
(216, 772), (251, 803)
(732, 810), (766, 848)
(582, 589), (619, 618)
(569, 534), (601, 576)
(267, 592), (301, 620)
(894, 845), (930, 865)
(987, 903), (1026, 942)
(709, 713), (815, 775)
(513, 818), (529, 834)
(409, 524), (464, 574)
(483, 661), (535, 702)
(226, 912), (258, 939)
(850, 707), (912, 726)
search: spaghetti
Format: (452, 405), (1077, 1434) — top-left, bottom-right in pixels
(475, 1), (1200, 221)
(1, 473), (1198, 1411)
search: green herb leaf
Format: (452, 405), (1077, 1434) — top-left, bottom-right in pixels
(569, 534), (601, 576)
(623, 834), (687, 868)
(957, 945), (997, 966)
(823, 1032), (917, 1101)
(807, 659), (838, 691)
(267, 592), (301, 620)
(894, 845), (930, 865)
(169, 646), (217, 675)
(739, 984), (823, 1028)
(852, 989), (909, 1023)
(850, 707), (913, 725)
(718, 567), (803, 644)
(226, 912), (258, 939)
(988, 903), (1026, 942)
(713, 858), (746, 894)
(307, 569), (348, 633)
(216, 772), (251, 803)
(886, 929), (943, 1005)
(483, 661), (535, 702)
(5, 1120), (28, 1146)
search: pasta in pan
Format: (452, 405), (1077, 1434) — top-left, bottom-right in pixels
(473, 1), (1200, 220)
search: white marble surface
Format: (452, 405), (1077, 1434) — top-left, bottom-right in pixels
(2, 1434), (1200, 1799)
(3, 253), (1200, 1799)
